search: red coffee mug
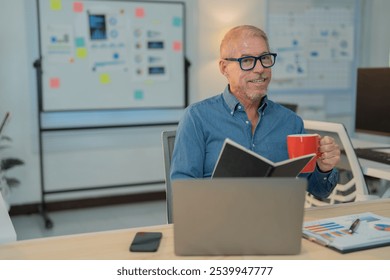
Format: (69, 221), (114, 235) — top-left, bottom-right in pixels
(287, 134), (320, 173)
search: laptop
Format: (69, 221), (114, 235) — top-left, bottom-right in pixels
(172, 177), (307, 256)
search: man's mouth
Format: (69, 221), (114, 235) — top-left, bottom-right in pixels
(249, 77), (267, 83)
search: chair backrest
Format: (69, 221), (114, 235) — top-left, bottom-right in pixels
(303, 120), (376, 207)
(161, 130), (176, 223)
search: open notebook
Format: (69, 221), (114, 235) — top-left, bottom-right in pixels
(172, 177), (307, 255)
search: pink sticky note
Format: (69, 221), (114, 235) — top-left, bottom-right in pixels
(173, 41), (182, 52)
(50, 77), (60, 89)
(73, 2), (83, 13)
(135, 7), (145, 18)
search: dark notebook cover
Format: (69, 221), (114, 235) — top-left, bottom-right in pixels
(212, 138), (316, 178)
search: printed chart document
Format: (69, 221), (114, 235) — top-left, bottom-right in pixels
(212, 138), (315, 178)
(303, 212), (390, 253)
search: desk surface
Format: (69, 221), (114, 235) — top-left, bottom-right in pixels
(1, 198), (390, 260)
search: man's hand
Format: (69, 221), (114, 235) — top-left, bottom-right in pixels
(317, 136), (341, 172)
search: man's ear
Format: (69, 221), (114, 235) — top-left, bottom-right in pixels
(219, 59), (228, 78)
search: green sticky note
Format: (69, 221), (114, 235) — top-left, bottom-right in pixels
(50, 0), (62, 10)
(76, 48), (87, 58)
(100, 73), (111, 84)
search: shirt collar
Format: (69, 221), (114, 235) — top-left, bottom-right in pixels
(222, 85), (268, 115)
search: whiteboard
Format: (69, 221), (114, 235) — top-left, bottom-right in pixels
(38, 0), (186, 111)
(266, 0), (360, 92)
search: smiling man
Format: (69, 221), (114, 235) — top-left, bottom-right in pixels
(170, 25), (340, 198)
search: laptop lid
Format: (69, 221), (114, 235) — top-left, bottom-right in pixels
(172, 177), (307, 256)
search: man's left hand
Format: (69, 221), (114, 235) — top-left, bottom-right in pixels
(317, 136), (341, 172)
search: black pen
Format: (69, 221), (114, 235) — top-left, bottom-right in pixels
(348, 218), (360, 234)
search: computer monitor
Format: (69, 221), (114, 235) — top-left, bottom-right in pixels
(355, 68), (390, 137)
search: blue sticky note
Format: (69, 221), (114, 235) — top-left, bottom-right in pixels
(75, 37), (85, 47)
(172, 17), (182, 27)
(134, 90), (144, 100)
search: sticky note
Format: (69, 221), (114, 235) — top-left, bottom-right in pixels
(50, 0), (62, 11)
(75, 37), (85, 47)
(99, 73), (111, 84)
(135, 7), (145, 18)
(76, 48), (87, 58)
(173, 41), (182, 52)
(134, 90), (144, 100)
(172, 17), (182, 27)
(49, 77), (60, 89)
(73, 2), (83, 13)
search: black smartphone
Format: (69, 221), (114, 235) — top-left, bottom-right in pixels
(129, 232), (162, 252)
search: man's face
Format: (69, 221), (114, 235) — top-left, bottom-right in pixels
(221, 36), (272, 102)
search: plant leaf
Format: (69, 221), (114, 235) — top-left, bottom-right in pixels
(1, 135), (12, 141)
(1, 158), (24, 170)
(4, 177), (20, 187)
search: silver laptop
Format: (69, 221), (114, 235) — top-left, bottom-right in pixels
(172, 178), (307, 256)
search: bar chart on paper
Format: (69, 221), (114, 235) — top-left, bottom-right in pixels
(303, 212), (390, 253)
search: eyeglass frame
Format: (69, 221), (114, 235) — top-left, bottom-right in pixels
(223, 53), (277, 71)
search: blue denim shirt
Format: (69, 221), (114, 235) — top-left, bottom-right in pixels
(171, 86), (338, 198)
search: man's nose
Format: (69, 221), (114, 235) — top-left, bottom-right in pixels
(253, 58), (265, 72)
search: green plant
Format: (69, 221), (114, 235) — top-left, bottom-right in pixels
(1, 158), (24, 188)
(0, 128), (24, 196)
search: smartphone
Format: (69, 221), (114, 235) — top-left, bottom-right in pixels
(129, 232), (162, 252)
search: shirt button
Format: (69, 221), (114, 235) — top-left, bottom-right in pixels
(245, 120), (249, 124)
(252, 144), (255, 147)
(231, 111), (234, 115)
(238, 106), (242, 109)
(323, 177), (327, 180)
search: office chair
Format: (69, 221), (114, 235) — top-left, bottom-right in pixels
(303, 120), (378, 207)
(161, 130), (176, 223)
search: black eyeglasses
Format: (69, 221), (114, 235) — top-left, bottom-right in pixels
(224, 53), (277, 71)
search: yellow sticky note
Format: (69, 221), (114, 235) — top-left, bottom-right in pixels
(50, 0), (62, 11)
(76, 48), (87, 58)
(144, 79), (154, 85)
(100, 73), (111, 84)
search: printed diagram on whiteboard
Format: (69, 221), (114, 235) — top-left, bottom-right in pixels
(39, 0), (185, 111)
(266, 0), (358, 91)
(85, 10), (131, 74)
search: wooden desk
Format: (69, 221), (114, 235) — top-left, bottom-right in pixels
(1, 199), (390, 260)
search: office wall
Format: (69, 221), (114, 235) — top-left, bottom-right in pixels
(1, 0), (389, 206)
(0, 1), (41, 205)
(196, 0), (266, 101)
(360, 0), (390, 68)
